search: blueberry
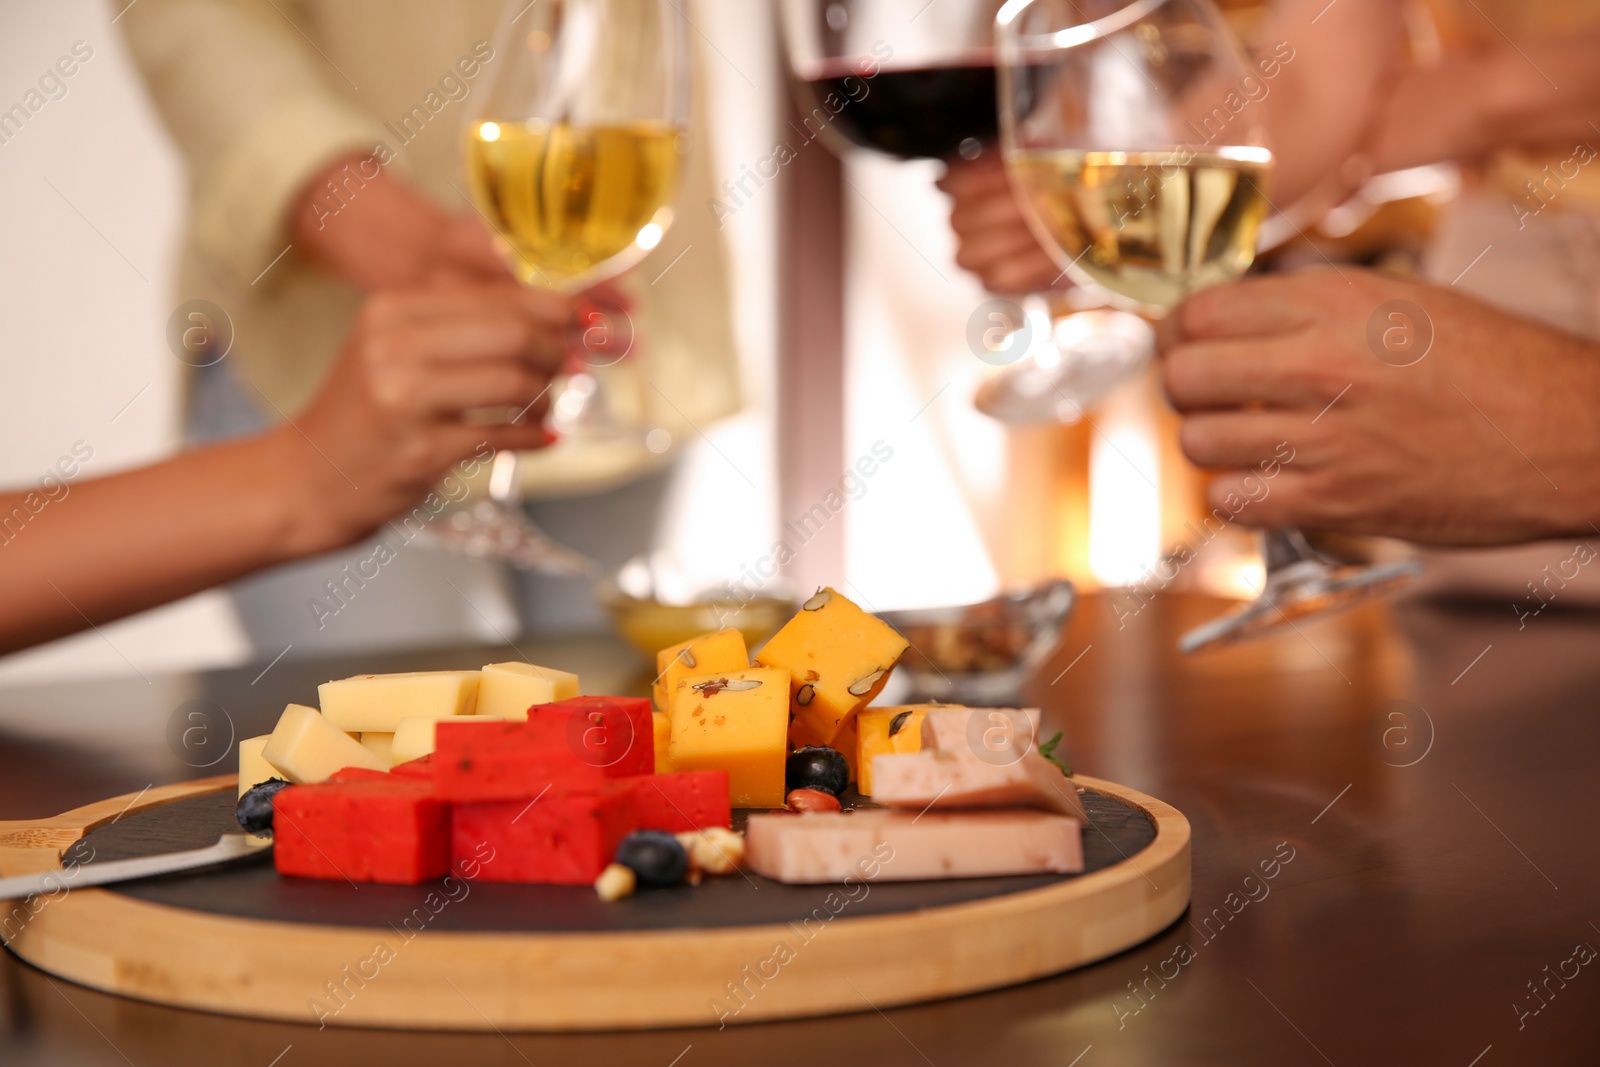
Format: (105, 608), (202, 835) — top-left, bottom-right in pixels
(236, 777), (292, 834)
(615, 830), (688, 887)
(785, 745), (850, 797)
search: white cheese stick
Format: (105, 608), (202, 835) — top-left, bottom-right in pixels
(475, 661), (579, 719)
(263, 704), (386, 784)
(318, 670), (480, 732)
(236, 735), (281, 798)
(745, 809), (1083, 884)
(359, 731), (395, 766)
(390, 716), (442, 765)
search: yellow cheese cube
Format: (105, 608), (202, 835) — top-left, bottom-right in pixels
(317, 670), (480, 732)
(236, 735), (282, 798)
(263, 704), (386, 784)
(754, 587), (909, 746)
(855, 706), (934, 796)
(654, 629), (749, 711)
(835, 716), (858, 785)
(668, 668), (790, 808)
(652, 710), (673, 773)
(359, 732), (395, 767)
(391, 716), (442, 766)
(475, 661), (580, 719)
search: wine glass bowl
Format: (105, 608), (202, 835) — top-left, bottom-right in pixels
(781, 0), (1156, 426)
(463, 119), (681, 290)
(996, 0), (1420, 649)
(421, 0), (690, 576)
(997, 0), (1272, 316)
(462, 0), (688, 291)
(779, 0), (1009, 161)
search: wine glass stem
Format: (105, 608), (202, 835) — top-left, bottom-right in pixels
(1022, 294), (1055, 355)
(489, 448), (521, 504)
(1260, 527), (1332, 586)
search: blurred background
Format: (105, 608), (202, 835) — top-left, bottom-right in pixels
(0, 0), (1460, 685)
(0, 0), (784, 683)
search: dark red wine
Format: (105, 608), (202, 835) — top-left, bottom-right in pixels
(795, 59), (1002, 161)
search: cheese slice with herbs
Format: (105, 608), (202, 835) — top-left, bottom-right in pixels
(918, 706), (1043, 755)
(746, 808), (1083, 883)
(871, 744), (1086, 820)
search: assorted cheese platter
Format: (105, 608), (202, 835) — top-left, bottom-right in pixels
(0, 587), (1191, 1030)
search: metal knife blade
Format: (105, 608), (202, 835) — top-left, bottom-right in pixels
(0, 833), (272, 903)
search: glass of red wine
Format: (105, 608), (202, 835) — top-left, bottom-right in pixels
(778, 0), (1153, 422)
(784, 6), (1001, 160)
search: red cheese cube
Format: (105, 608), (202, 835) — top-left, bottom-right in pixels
(327, 767), (391, 784)
(391, 755), (433, 781)
(527, 696), (654, 778)
(273, 780), (448, 885)
(629, 771), (732, 832)
(451, 783), (637, 885)
(433, 719), (604, 802)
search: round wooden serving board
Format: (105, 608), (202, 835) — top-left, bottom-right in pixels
(0, 774), (1189, 1031)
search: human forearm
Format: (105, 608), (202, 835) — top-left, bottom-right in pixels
(1369, 34), (1600, 176)
(288, 154), (511, 292)
(1159, 270), (1600, 547)
(0, 429), (323, 654)
(119, 0), (388, 288)
(0, 282), (575, 657)
(1255, 0), (1409, 207)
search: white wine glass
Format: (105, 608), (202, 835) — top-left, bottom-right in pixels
(423, 0), (689, 575)
(996, 0), (1419, 651)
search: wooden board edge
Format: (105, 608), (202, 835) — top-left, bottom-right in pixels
(1, 774), (1190, 1031)
(0, 776), (236, 878)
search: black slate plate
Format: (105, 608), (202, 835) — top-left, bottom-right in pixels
(64, 788), (1155, 934)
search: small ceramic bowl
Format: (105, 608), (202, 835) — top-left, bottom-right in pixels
(878, 579), (1076, 704)
(594, 556), (797, 662)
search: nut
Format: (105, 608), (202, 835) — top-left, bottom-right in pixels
(786, 788), (842, 813)
(678, 647), (697, 668)
(690, 676), (759, 695)
(676, 827), (746, 875)
(847, 668), (887, 697)
(803, 589), (832, 611)
(594, 862), (637, 901)
(796, 683), (816, 707)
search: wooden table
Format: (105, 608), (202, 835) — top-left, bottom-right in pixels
(1, 592), (1596, 1065)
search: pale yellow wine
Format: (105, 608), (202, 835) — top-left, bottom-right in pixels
(1007, 148), (1272, 312)
(465, 120), (681, 286)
